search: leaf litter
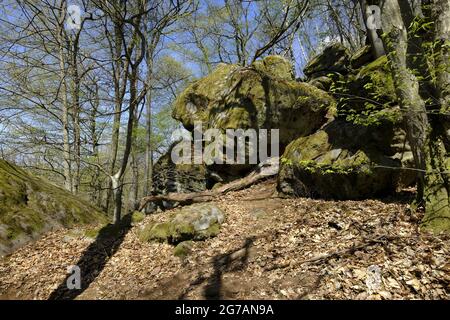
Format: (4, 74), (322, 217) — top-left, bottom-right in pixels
(0, 179), (448, 300)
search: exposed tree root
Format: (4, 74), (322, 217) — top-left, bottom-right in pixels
(138, 157), (279, 211)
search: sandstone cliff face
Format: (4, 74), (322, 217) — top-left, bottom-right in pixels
(172, 55), (335, 147)
(0, 160), (107, 256)
(154, 46), (414, 201)
(278, 46), (415, 199)
(153, 56), (335, 197)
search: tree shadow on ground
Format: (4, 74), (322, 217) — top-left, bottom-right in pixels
(178, 237), (254, 300)
(48, 214), (132, 300)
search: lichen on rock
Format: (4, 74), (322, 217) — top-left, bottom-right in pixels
(278, 120), (405, 199)
(173, 55), (336, 148)
(138, 203), (225, 244)
(304, 43), (351, 78)
(0, 160), (107, 256)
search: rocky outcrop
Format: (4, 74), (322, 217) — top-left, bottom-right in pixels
(138, 203), (224, 243)
(350, 45), (374, 70)
(0, 160), (107, 256)
(153, 141), (210, 194)
(151, 141), (212, 209)
(152, 55), (335, 195)
(277, 45), (416, 199)
(152, 46), (415, 202)
(278, 120), (406, 199)
(172, 55), (336, 148)
(332, 55), (400, 125)
(304, 43), (351, 79)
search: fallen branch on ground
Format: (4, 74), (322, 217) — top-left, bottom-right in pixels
(138, 157), (279, 211)
(265, 234), (401, 271)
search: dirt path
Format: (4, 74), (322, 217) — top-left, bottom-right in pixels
(0, 180), (449, 300)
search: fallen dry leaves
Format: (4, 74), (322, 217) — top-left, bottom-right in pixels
(0, 180), (448, 300)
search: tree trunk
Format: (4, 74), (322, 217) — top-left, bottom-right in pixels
(130, 107), (140, 211)
(112, 33), (142, 222)
(106, 13), (125, 213)
(69, 37), (82, 195)
(57, 2), (72, 193)
(89, 83), (102, 206)
(421, 0), (450, 232)
(433, 0), (450, 148)
(143, 44), (154, 211)
(111, 175), (123, 224)
(382, 0), (450, 233)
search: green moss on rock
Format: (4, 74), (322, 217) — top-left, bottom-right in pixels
(252, 55), (294, 80)
(278, 120), (403, 199)
(138, 203), (224, 244)
(141, 222), (172, 242)
(304, 43), (351, 77)
(131, 211), (145, 224)
(330, 55), (401, 126)
(172, 56), (336, 148)
(0, 160), (107, 256)
(174, 240), (194, 258)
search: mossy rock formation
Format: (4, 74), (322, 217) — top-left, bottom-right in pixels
(303, 43), (351, 79)
(276, 45), (417, 201)
(350, 45), (374, 70)
(278, 120), (407, 199)
(332, 55), (401, 126)
(158, 55), (336, 192)
(173, 240), (194, 258)
(172, 55), (336, 148)
(139, 203), (224, 244)
(0, 160), (107, 256)
(153, 141), (209, 195)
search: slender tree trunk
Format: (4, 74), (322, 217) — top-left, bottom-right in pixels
(106, 16), (125, 213)
(111, 175), (122, 224)
(69, 38), (82, 194)
(143, 88), (153, 198)
(143, 46), (154, 202)
(57, 2), (72, 192)
(89, 83), (102, 205)
(130, 105), (140, 210)
(113, 53), (140, 224)
(131, 150), (139, 210)
(433, 0), (450, 147)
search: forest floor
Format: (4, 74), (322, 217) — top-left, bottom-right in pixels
(0, 179), (449, 300)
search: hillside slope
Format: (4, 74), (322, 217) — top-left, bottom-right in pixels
(0, 180), (448, 300)
(0, 160), (107, 256)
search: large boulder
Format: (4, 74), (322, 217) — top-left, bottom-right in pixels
(152, 141), (209, 195)
(0, 160), (107, 256)
(287, 51), (415, 198)
(278, 120), (409, 199)
(173, 55), (336, 148)
(304, 43), (351, 79)
(138, 203), (225, 244)
(151, 141), (213, 209)
(166, 55), (335, 189)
